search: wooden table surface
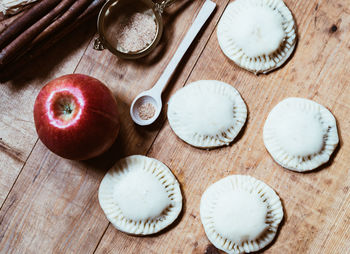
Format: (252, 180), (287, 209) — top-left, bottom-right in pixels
(1, 0), (350, 253)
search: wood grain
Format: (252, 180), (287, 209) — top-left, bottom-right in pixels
(0, 21), (94, 207)
(1, 0), (350, 253)
(94, 0), (350, 253)
(0, 1), (225, 253)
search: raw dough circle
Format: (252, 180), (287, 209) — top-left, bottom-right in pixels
(167, 80), (247, 148)
(200, 175), (283, 254)
(263, 97), (339, 172)
(98, 155), (182, 235)
(217, 0), (297, 74)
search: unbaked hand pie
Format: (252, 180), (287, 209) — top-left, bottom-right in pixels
(167, 80), (247, 148)
(200, 175), (283, 254)
(263, 97), (339, 172)
(98, 155), (182, 235)
(217, 0), (296, 74)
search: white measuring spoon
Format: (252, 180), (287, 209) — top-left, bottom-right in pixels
(130, 0), (216, 126)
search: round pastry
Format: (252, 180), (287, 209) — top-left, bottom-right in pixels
(200, 175), (283, 254)
(217, 0), (297, 74)
(98, 155), (182, 235)
(263, 97), (339, 172)
(167, 80), (247, 148)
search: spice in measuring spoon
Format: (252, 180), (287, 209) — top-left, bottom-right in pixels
(138, 102), (156, 120)
(105, 2), (157, 53)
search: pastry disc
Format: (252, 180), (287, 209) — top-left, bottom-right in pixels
(167, 80), (247, 148)
(217, 0), (297, 74)
(98, 155), (182, 235)
(263, 97), (339, 172)
(200, 175), (283, 254)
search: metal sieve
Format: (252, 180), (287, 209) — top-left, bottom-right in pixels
(94, 0), (176, 59)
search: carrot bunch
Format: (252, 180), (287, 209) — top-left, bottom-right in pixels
(0, 0), (106, 77)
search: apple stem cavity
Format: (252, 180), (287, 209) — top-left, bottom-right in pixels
(52, 93), (78, 122)
(63, 104), (73, 115)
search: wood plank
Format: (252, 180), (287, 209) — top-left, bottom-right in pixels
(94, 0), (350, 253)
(0, 0), (225, 253)
(0, 22), (94, 207)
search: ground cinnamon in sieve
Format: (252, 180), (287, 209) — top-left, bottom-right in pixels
(105, 2), (157, 53)
(138, 103), (156, 120)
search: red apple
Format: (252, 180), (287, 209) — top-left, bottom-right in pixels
(34, 74), (120, 160)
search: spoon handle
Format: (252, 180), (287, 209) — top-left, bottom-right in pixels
(151, 0), (216, 94)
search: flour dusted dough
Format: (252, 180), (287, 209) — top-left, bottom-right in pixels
(167, 80), (247, 148)
(98, 155), (182, 235)
(217, 0), (296, 74)
(200, 175), (283, 254)
(263, 97), (339, 172)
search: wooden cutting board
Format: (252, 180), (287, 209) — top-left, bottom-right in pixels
(0, 0), (349, 253)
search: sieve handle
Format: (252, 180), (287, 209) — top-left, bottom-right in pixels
(93, 37), (105, 51)
(151, 0), (216, 94)
(155, 0), (177, 13)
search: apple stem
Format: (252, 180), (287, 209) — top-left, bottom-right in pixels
(64, 105), (72, 115)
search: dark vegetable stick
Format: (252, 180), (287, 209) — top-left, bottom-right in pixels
(0, 11), (25, 34)
(0, 0), (91, 69)
(32, 0), (96, 46)
(0, 0), (61, 49)
(0, 0), (106, 80)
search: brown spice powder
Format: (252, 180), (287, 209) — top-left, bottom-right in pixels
(117, 11), (157, 52)
(138, 103), (156, 120)
(106, 3), (157, 53)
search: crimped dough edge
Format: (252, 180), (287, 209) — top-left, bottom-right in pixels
(98, 155), (182, 235)
(200, 175), (283, 254)
(263, 97), (339, 172)
(167, 80), (247, 149)
(217, 0), (297, 74)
